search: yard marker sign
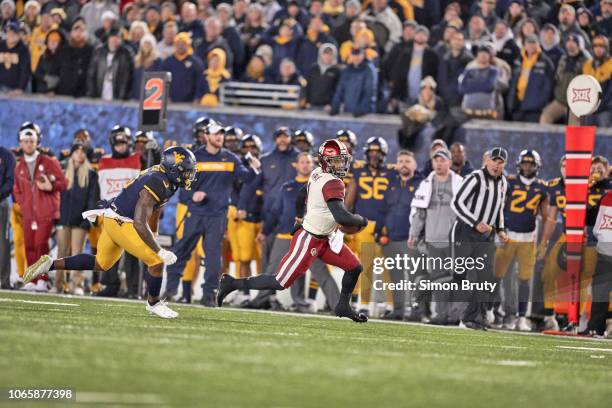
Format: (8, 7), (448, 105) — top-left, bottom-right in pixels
(139, 72), (172, 132)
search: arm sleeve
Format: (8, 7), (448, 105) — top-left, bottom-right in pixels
(409, 208), (426, 239)
(322, 179), (345, 201)
(327, 199), (367, 228)
(238, 175), (261, 211)
(451, 173), (479, 227)
(142, 175), (166, 203)
(49, 158), (68, 193)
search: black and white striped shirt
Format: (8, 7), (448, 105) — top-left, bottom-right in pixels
(451, 168), (507, 230)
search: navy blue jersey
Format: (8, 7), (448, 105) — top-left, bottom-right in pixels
(178, 142), (202, 205)
(503, 175), (548, 233)
(188, 147), (255, 216)
(263, 177), (308, 235)
(547, 177), (566, 223)
(375, 172), (423, 241)
(112, 166), (177, 219)
(352, 162), (394, 222)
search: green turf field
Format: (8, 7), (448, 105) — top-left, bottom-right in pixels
(1, 291), (611, 408)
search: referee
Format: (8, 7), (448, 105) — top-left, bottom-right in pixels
(451, 147), (509, 330)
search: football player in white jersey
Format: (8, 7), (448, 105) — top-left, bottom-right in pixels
(217, 139), (370, 322)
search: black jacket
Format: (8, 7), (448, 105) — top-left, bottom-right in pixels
(87, 44), (134, 100)
(58, 168), (99, 229)
(34, 49), (63, 93)
(496, 38), (520, 69)
(0, 147), (15, 202)
(56, 41), (93, 97)
(305, 62), (341, 107)
(389, 46), (438, 101)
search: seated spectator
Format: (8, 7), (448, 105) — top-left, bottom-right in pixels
(540, 33), (588, 124)
(596, 0), (611, 38)
(515, 18), (539, 48)
(459, 43), (503, 119)
(233, 0), (249, 26)
(21, 0), (40, 33)
(94, 10), (117, 44)
(127, 20), (147, 54)
(271, 57), (306, 98)
(157, 20), (177, 60)
(260, 0), (282, 24)
(323, 0), (346, 25)
(492, 20), (520, 68)
(437, 30), (473, 109)
(360, 0), (401, 52)
(329, 46), (377, 116)
(558, 4), (591, 49)
(308, 0), (334, 29)
(200, 48), (231, 107)
(159, 32), (205, 102)
(33, 29), (65, 94)
(179, 1), (204, 42)
(271, 0), (309, 29)
(432, 23), (460, 58)
(504, 0), (527, 33)
(0, 21), (30, 95)
(524, 0), (550, 26)
(389, 25), (438, 105)
(131, 34), (162, 100)
(296, 14), (336, 75)
(399, 76), (446, 148)
(465, 15), (491, 55)
(507, 35), (554, 122)
(241, 54), (269, 83)
(239, 3), (267, 61)
(217, 2), (245, 75)
(87, 26), (133, 101)
(429, 3), (460, 46)
(46, 0), (80, 27)
(80, 0), (118, 37)
(56, 17), (92, 97)
(55, 142), (99, 295)
(29, 7), (54, 73)
(477, 0), (499, 32)
(122, 3), (141, 30)
(305, 43), (341, 108)
(196, 0), (215, 21)
(582, 35), (611, 126)
(267, 18), (301, 74)
(331, 0), (360, 45)
(577, 7), (597, 41)
(50, 7), (68, 31)
(160, 1), (177, 24)
(145, 5), (163, 41)
(540, 23), (565, 68)
(339, 22), (377, 63)
(0, 0), (16, 35)
(196, 16), (234, 73)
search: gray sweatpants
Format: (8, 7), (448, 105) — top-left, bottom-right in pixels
(0, 200), (9, 287)
(253, 236), (340, 308)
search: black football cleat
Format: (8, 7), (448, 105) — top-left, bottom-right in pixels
(334, 302), (368, 323)
(216, 274), (236, 307)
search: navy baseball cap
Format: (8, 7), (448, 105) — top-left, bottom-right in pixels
(490, 147), (508, 162)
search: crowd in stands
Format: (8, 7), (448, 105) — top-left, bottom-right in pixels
(0, 0), (610, 139)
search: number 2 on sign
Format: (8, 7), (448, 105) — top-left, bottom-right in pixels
(143, 78), (163, 110)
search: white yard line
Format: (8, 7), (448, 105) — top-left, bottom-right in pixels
(0, 297), (79, 307)
(555, 345), (612, 353)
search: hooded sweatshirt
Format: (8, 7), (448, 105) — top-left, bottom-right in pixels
(305, 42), (341, 106)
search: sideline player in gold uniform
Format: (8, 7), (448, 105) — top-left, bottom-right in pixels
(345, 137), (393, 315)
(24, 147), (197, 319)
(493, 150), (549, 331)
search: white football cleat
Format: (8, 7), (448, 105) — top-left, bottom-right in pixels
(230, 292), (251, 306)
(146, 299), (179, 319)
(516, 316), (531, 332)
(485, 309), (495, 325)
(73, 287), (85, 296)
(605, 319), (612, 339)
(35, 280), (49, 292)
(23, 282), (37, 292)
(23, 255), (53, 284)
(543, 315), (559, 331)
